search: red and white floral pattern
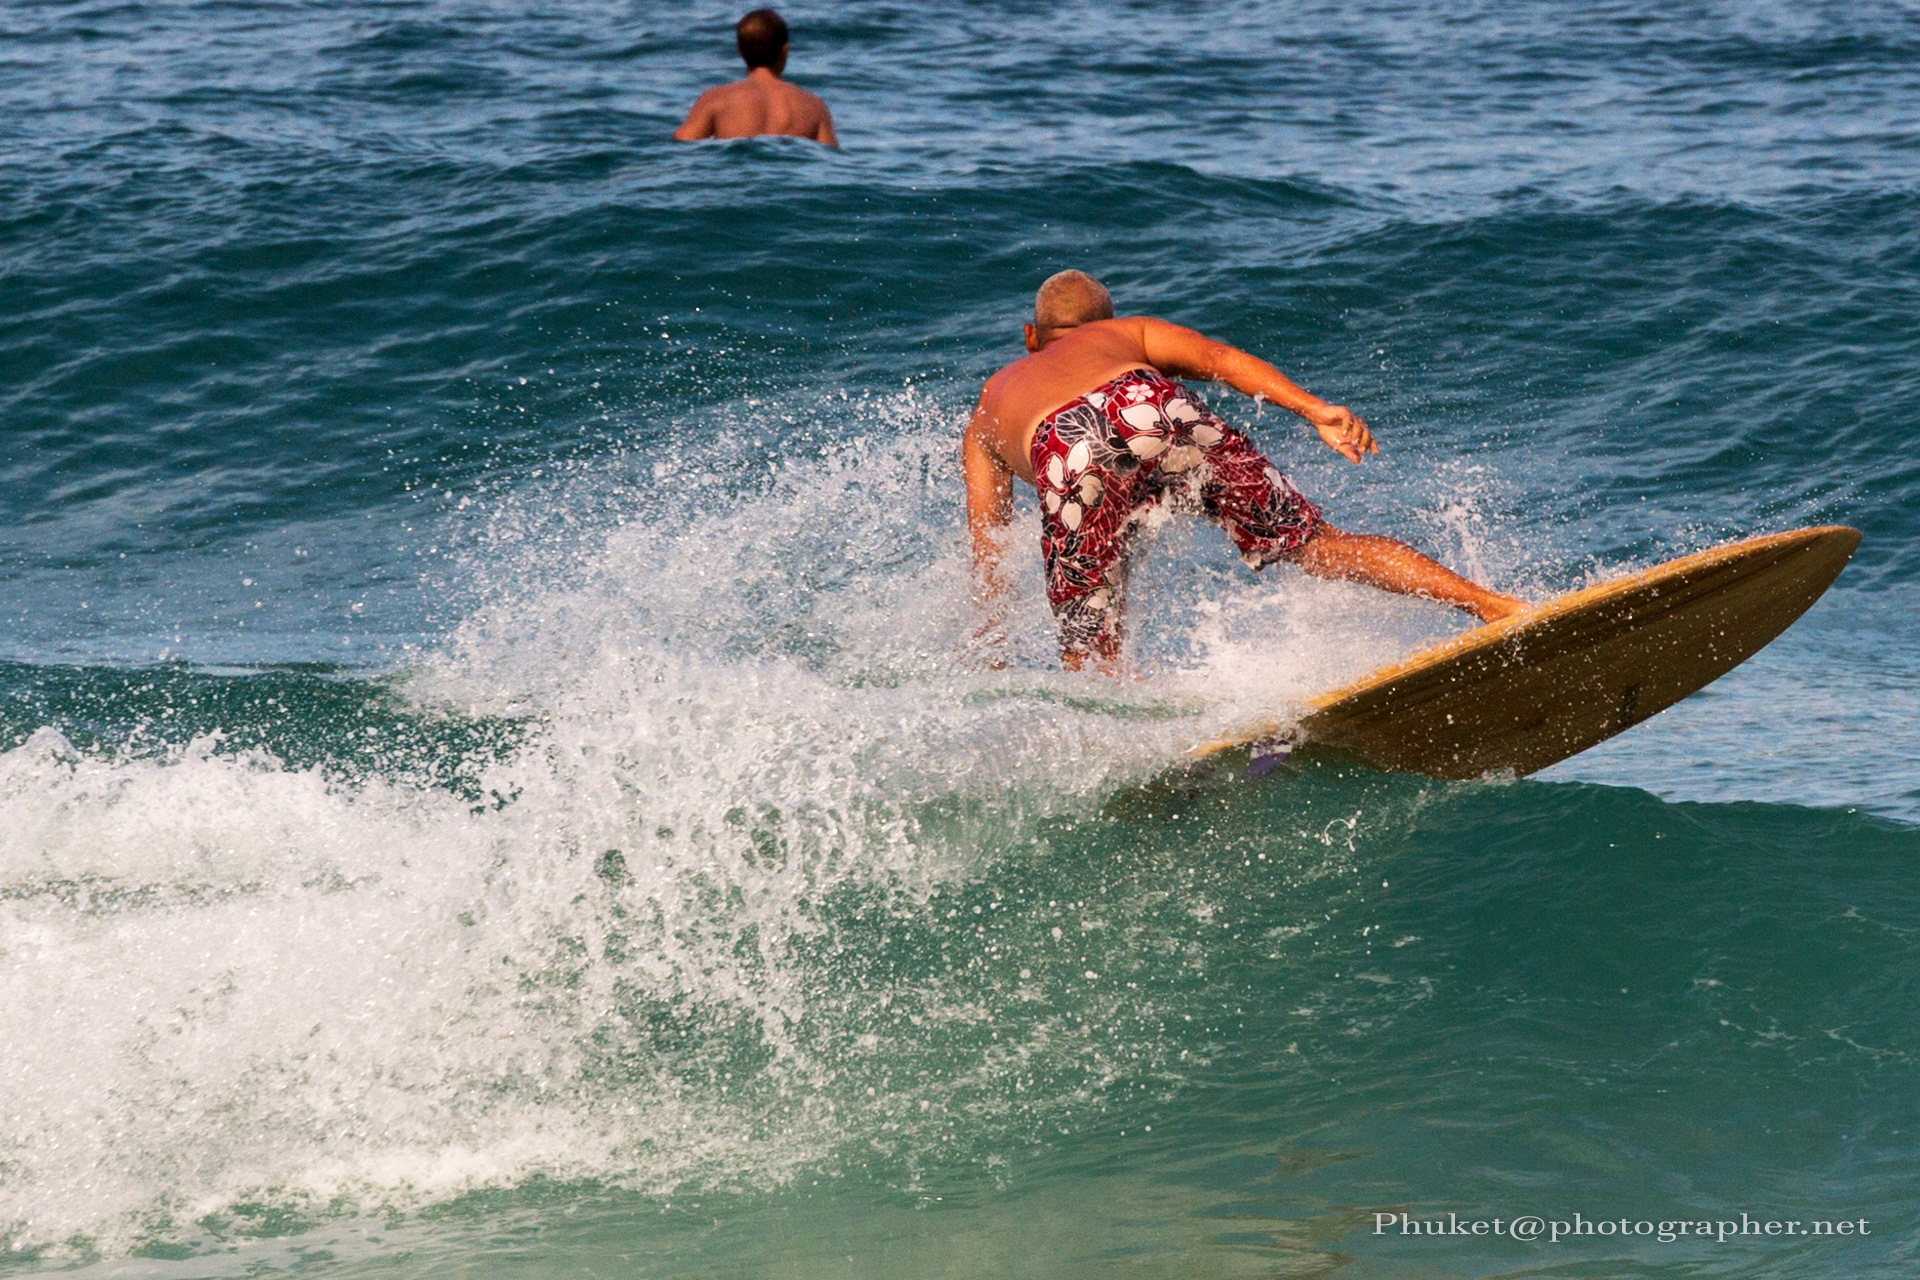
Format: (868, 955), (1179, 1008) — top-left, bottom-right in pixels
(1028, 368), (1321, 660)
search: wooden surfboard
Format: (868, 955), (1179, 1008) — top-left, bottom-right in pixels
(1190, 525), (1861, 780)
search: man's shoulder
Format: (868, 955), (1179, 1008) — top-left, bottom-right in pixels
(781, 81), (832, 116)
(979, 351), (1037, 398)
(969, 358), (1027, 431)
(697, 78), (753, 103)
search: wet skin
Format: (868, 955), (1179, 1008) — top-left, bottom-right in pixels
(673, 54), (838, 145)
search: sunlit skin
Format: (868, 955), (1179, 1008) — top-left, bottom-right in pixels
(963, 316), (1529, 672)
(672, 49), (838, 145)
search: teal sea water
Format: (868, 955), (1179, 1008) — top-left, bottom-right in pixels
(4, 1), (1919, 1275)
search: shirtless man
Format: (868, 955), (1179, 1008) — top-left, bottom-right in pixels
(672, 9), (838, 146)
(964, 270), (1528, 672)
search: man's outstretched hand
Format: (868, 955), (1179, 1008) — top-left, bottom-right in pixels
(1306, 403), (1377, 463)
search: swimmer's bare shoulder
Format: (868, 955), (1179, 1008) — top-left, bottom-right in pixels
(782, 83), (836, 143)
(672, 85), (731, 141)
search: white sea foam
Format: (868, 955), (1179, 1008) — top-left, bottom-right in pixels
(0, 389), (1477, 1259)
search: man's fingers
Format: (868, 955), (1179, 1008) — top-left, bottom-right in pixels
(1341, 424), (1369, 462)
(1323, 426), (1362, 463)
(1311, 406), (1376, 462)
(1347, 417), (1378, 457)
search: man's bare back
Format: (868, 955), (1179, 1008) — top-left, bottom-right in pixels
(673, 10), (837, 146)
(673, 69), (837, 145)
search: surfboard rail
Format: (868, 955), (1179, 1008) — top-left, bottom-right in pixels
(1190, 525), (1862, 779)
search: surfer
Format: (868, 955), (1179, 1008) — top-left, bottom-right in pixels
(964, 270), (1528, 672)
(672, 9), (839, 146)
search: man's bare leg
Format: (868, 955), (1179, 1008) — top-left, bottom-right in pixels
(1287, 523), (1528, 623)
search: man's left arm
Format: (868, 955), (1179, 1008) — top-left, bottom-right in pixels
(813, 99), (839, 147)
(1138, 317), (1377, 463)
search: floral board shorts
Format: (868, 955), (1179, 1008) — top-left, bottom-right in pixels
(1029, 367), (1322, 661)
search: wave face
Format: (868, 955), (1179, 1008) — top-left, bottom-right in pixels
(3, 0), (1919, 1273)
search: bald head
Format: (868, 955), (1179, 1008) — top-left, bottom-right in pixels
(1034, 270), (1113, 332)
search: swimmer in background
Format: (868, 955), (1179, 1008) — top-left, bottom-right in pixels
(964, 270), (1529, 673)
(673, 9), (838, 146)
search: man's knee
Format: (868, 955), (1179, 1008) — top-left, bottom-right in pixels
(1283, 520), (1342, 564)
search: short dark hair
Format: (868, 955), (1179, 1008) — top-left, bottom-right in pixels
(736, 9), (789, 69)
(1035, 270), (1114, 330)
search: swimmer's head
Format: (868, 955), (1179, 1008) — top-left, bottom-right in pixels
(1027, 270), (1114, 351)
(737, 9), (790, 72)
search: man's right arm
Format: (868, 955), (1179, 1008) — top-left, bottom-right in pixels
(962, 401), (1015, 654)
(672, 92), (718, 141)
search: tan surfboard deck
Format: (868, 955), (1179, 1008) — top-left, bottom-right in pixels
(1190, 525), (1862, 780)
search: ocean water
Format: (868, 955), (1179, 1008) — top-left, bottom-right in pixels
(3, 0), (1919, 1275)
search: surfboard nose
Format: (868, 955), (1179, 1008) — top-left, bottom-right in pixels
(1799, 523), (1862, 565)
(1286, 525), (1865, 779)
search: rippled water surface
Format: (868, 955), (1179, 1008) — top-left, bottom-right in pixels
(3, 1), (1918, 1275)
